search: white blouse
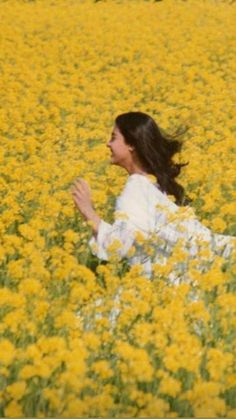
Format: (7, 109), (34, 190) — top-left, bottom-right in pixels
(89, 174), (235, 279)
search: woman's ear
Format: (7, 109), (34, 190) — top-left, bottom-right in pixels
(128, 145), (135, 152)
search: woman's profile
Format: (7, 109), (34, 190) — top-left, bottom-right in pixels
(71, 111), (235, 280)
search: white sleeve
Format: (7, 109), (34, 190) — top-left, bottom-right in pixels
(88, 177), (149, 261)
(88, 219), (135, 261)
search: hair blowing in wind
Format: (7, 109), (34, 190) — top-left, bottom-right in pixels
(115, 111), (192, 206)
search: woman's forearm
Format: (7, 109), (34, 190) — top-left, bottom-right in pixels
(85, 208), (101, 236)
(71, 179), (101, 236)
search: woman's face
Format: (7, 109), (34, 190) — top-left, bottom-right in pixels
(107, 125), (134, 169)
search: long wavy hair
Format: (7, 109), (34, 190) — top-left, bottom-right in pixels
(115, 111), (192, 206)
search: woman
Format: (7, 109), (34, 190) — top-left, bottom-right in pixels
(71, 112), (235, 280)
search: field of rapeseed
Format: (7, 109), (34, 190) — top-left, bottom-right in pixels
(0, 0), (236, 416)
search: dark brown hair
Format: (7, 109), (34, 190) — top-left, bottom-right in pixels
(115, 111), (192, 206)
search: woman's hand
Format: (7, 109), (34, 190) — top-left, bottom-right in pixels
(71, 178), (92, 218)
(70, 178), (101, 234)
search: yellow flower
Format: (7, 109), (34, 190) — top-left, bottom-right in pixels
(34, 301), (50, 320)
(6, 381), (26, 401)
(115, 341), (154, 382)
(91, 360), (113, 380)
(139, 398), (170, 417)
(4, 401), (23, 417)
(159, 375), (182, 397)
(18, 278), (44, 296)
(7, 259), (25, 280)
(227, 409), (236, 417)
(127, 245), (136, 257)
(55, 310), (79, 329)
(146, 174), (157, 184)
(206, 348), (233, 381)
(19, 359), (52, 379)
(107, 239), (123, 253)
(134, 230), (146, 245)
(184, 381), (222, 404)
(0, 340), (16, 366)
(132, 322), (154, 346)
(186, 300), (210, 323)
(211, 216), (227, 232)
(83, 332), (101, 350)
(42, 388), (62, 410)
(37, 336), (66, 354)
(63, 397), (86, 416)
(194, 398), (226, 417)
(63, 229), (78, 243)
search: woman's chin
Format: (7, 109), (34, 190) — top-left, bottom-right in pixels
(110, 156), (122, 167)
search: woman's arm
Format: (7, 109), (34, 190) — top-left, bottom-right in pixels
(87, 175), (150, 261)
(71, 175), (150, 262)
(71, 178), (101, 236)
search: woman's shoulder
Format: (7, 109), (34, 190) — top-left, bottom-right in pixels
(115, 173), (182, 222)
(125, 174), (178, 209)
(125, 173), (149, 188)
(125, 173), (158, 190)
(117, 174), (148, 202)
(119, 174), (155, 200)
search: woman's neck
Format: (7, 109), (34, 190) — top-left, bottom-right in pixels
(130, 169), (149, 176)
(126, 163), (149, 176)
(123, 154), (149, 176)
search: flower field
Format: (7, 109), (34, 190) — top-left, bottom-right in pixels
(0, 0), (236, 416)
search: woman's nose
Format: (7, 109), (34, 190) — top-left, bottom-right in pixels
(107, 141), (111, 148)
